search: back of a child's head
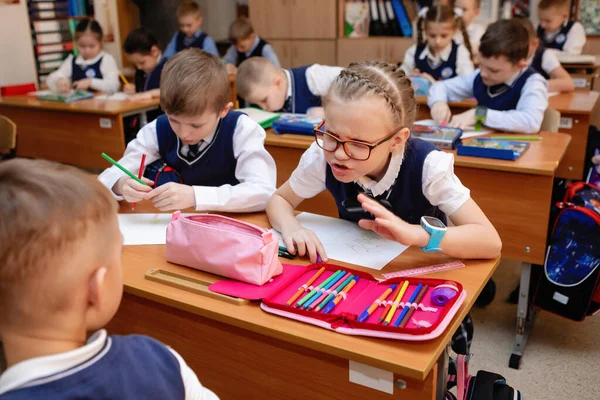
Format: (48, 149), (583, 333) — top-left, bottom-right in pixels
(75, 19), (103, 42)
(539, 0), (570, 11)
(124, 27), (160, 55)
(324, 61), (417, 129)
(229, 17), (255, 44)
(160, 48), (230, 116)
(417, 5), (474, 61)
(513, 17), (537, 41)
(236, 57), (278, 99)
(177, 0), (202, 19)
(0, 159), (117, 331)
(479, 19), (529, 63)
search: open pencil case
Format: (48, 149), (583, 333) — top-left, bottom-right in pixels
(210, 263), (466, 341)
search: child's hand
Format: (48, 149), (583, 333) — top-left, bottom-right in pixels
(431, 102), (452, 125)
(72, 78), (92, 91)
(144, 182), (196, 211)
(129, 92), (153, 102)
(225, 63), (237, 75)
(123, 83), (136, 95)
(281, 226), (327, 264)
(115, 176), (154, 203)
(57, 78), (71, 94)
(449, 108), (476, 129)
(357, 194), (429, 247)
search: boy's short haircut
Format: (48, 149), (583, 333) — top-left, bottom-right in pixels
(513, 17), (536, 40)
(124, 27), (160, 55)
(177, 0), (202, 18)
(0, 159), (117, 327)
(539, 0), (570, 10)
(160, 48), (230, 115)
(236, 57), (276, 99)
(479, 19), (529, 64)
(229, 17), (255, 44)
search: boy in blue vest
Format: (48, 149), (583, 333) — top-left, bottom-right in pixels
(163, 1), (218, 59)
(428, 19), (549, 134)
(537, 0), (586, 56)
(99, 49), (277, 212)
(223, 17), (280, 76)
(236, 57), (342, 115)
(0, 159), (219, 399)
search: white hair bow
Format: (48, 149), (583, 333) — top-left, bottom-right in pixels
(454, 7), (464, 18)
(417, 6), (464, 18)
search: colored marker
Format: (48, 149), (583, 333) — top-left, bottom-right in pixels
(315, 274), (354, 312)
(317, 254), (323, 263)
(132, 154), (146, 211)
(285, 266), (325, 306)
(303, 271), (346, 310)
(393, 283), (423, 327)
(357, 284), (397, 323)
(398, 284), (429, 328)
(490, 135), (541, 141)
(323, 277), (360, 314)
(379, 283), (401, 323)
(295, 270), (342, 308)
(383, 280), (409, 326)
(101, 153), (149, 186)
(118, 71), (130, 86)
(278, 246), (296, 260)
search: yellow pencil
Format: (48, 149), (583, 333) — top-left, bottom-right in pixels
(383, 280), (409, 325)
(118, 71), (130, 86)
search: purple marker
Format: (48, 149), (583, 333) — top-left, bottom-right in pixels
(317, 254), (322, 263)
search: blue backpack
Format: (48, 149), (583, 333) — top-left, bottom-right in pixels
(534, 182), (600, 321)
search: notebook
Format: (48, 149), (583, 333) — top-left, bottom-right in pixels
(238, 107), (281, 129)
(457, 138), (530, 161)
(37, 90), (94, 103)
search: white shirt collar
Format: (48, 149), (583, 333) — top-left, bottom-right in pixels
(155, 51), (163, 64)
(356, 151), (404, 197)
(0, 330), (109, 396)
(75, 51), (105, 66)
(418, 42), (454, 63)
(505, 69), (526, 87)
(545, 20), (569, 39)
(284, 69), (292, 100)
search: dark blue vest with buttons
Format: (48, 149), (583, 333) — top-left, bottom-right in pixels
(473, 68), (537, 110)
(150, 111), (241, 187)
(283, 65), (322, 114)
(0, 335), (185, 400)
(71, 56), (103, 81)
(175, 31), (208, 52)
(414, 41), (459, 81)
(537, 21), (575, 51)
(134, 57), (167, 92)
(530, 47), (550, 80)
(325, 138), (446, 225)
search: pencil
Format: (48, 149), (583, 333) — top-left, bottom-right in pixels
(398, 284), (429, 328)
(132, 154), (147, 211)
(379, 284), (401, 323)
(286, 267), (325, 306)
(383, 280), (409, 326)
(357, 284), (397, 323)
(101, 153), (149, 186)
(119, 71), (130, 86)
(315, 274), (354, 312)
(322, 277), (360, 314)
(393, 283), (423, 327)
(295, 270), (342, 308)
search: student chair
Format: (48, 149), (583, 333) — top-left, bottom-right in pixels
(0, 115), (17, 159)
(540, 107), (561, 133)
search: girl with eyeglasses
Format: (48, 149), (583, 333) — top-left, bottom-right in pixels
(266, 61), (501, 263)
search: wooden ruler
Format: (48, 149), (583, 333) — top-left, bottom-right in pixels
(145, 269), (249, 306)
(381, 260), (465, 279)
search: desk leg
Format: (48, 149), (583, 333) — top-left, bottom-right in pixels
(510, 262), (538, 369)
(435, 347), (449, 399)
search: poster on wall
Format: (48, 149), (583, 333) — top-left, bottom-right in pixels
(95, 0), (117, 42)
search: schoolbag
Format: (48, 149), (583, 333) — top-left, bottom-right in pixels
(446, 355), (522, 400)
(533, 182), (600, 321)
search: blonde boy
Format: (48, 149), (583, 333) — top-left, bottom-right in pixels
(537, 0), (586, 55)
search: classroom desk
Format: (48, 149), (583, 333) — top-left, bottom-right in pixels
(0, 95), (160, 169)
(106, 203), (500, 400)
(265, 129), (571, 369)
(415, 92), (600, 180)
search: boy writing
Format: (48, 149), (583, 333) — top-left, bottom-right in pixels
(163, 1), (218, 58)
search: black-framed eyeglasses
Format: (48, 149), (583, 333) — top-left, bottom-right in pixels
(313, 121), (402, 161)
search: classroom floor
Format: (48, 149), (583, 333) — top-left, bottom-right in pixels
(469, 259), (599, 399)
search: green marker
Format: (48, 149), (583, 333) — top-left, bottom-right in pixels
(101, 153), (149, 186)
(295, 270), (343, 308)
(490, 135), (541, 141)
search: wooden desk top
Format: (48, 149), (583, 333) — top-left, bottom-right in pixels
(118, 203), (499, 380)
(0, 94), (160, 116)
(265, 130), (571, 176)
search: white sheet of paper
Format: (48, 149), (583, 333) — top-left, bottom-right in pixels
(271, 212), (408, 270)
(27, 90), (52, 96)
(349, 361), (394, 395)
(95, 92), (131, 100)
(414, 119), (491, 138)
(118, 213), (192, 245)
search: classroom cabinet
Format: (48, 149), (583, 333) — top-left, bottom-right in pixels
(337, 38), (413, 67)
(270, 40), (336, 68)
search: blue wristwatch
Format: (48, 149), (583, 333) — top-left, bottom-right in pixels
(420, 216), (447, 253)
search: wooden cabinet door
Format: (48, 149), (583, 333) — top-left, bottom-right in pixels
(385, 38), (413, 65)
(249, 0), (291, 39)
(291, 40), (336, 67)
(289, 0), (337, 39)
(336, 38), (387, 67)
(269, 40), (293, 68)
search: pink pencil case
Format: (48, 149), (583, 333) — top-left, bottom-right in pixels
(166, 212), (283, 285)
(211, 263), (466, 341)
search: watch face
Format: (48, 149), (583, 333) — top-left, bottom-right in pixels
(423, 216), (446, 228)
(476, 107), (486, 118)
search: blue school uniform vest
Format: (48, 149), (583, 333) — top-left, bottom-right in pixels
(0, 335), (185, 400)
(175, 31), (208, 52)
(71, 56), (103, 81)
(146, 111), (242, 187)
(325, 138), (446, 225)
(282, 65), (322, 114)
(530, 47), (550, 80)
(237, 37), (268, 66)
(414, 41), (459, 80)
(537, 21), (575, 51)
(472, 68), (537, 111)
(134, 57), (167, 92)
